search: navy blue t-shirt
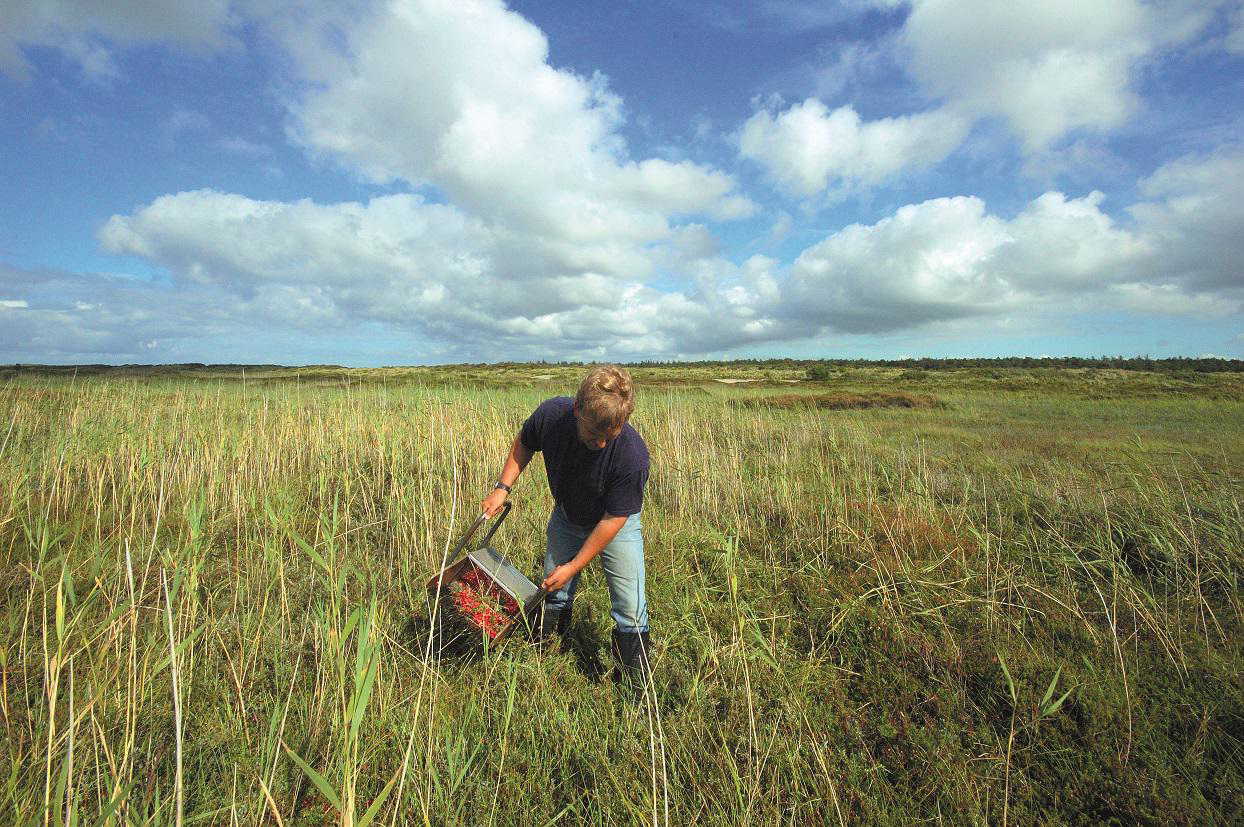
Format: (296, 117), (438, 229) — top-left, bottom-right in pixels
(520, 397), (649, 526)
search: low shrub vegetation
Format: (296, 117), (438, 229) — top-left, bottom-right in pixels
(735, 391), (944, 410)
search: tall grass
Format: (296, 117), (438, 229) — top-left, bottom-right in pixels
(0, 371), (1241, 825)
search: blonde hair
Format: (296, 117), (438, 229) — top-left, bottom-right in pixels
(574, 365), (635, 431)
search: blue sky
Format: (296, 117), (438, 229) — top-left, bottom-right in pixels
(2, 0), (1243, 365)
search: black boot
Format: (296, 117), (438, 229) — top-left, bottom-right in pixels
(536, 603), (573, 650)
(611, 629), (652, 696)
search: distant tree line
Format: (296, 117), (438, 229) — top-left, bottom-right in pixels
(6, 356), (1242, 376)
(1, 363), (290, 375)
(628, 356), (1244, 374)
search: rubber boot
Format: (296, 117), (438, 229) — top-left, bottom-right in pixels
(536, 603), (572, 651)
(611, 629), (652, 699)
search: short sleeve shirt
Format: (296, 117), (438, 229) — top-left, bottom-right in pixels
(519, 397), (649, 526)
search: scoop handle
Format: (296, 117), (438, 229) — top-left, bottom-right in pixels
(449, 500), (512, 559)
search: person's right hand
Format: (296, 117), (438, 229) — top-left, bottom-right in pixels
(482, 487), (508, 518)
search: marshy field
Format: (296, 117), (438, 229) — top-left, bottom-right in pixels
(1, 362), (1241, 825)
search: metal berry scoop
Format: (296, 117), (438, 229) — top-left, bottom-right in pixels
(425, 502), (546, 645)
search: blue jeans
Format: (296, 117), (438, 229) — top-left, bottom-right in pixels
(545, 507), (648, 633)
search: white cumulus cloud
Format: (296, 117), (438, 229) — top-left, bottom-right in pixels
(774, 144), (1243, 337)
(784, 196), (1016, 332)
(86, 0), (759, 360)
(895, 0), (1219, 151)
(1108, 283), (1240, 317)
(781, 187), (1162, 334)
(97, 188), (778, 358)
(1002, 191), (1151, 288)
(101, 190), (506, 330)
(739, 99), (968, 197)
(280, 0), (751, 246)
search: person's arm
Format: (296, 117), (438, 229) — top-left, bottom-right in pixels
(482, 434), (533, 517)
(541, 514), (628, 592)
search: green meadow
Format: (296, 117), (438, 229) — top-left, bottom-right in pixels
(1, 363), (1241, 825)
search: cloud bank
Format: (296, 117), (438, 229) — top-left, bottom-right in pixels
(87, 144), (1244, 358)
(2, 0), (1242, 362)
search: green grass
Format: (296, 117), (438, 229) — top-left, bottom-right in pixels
(0, 366), (1241, 825)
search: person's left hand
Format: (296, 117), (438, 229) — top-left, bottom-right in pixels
(541, 563), (577, 594)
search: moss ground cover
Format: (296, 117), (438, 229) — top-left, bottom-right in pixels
(0, 365), (1240, 825)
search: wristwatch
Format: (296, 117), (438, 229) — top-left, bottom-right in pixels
(493, 481), (512, 493)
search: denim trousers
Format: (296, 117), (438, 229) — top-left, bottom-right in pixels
(544, 506), (648, 633)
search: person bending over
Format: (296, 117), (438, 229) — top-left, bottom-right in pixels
(482, 365), (652, 686)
